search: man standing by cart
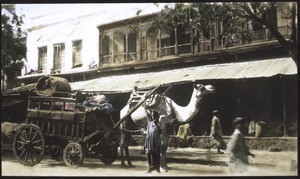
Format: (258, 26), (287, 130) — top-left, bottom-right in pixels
(145, 111), (161, 173)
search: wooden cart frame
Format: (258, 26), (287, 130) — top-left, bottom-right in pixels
(13, 95), (120, 168)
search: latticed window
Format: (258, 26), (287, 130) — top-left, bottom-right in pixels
(127, 31), (137, 61)
(53, 43), (65, 71)
(157, 30), (175, 57)
(72, 40), (82, 68)
(140, 37), (147, 60)
(102, 34), (111, 64)
(178, 26), (192, 54)
(38, 46), (47, 72)
(114, 30), (137, 63)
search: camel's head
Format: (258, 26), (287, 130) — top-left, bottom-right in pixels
(193, 83), (216, 97)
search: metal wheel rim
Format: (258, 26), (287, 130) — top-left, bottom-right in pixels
(13, 124), (45, 166)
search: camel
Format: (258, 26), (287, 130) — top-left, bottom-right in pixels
(119, 83), (216, 171)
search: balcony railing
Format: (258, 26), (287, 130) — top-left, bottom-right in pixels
(127, 52), (137, 61)
(251, 25), (290, 42)
(270, 26), (290, 39)
(251, 29), (267, 41)
(178, 43), (192, 54)
(102, 55), (112, 64)
(101, 26), (291, 64)
(160, 46), (175, 57)
(114, 52), (137, 63)
(199, 41), (211, 52)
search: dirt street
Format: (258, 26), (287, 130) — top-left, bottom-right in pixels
(1, 146), (297, 176)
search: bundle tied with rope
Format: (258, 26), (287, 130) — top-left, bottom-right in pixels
(35, 76), (71, 96)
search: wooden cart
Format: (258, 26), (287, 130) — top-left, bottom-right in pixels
(12, 95), (120, 168)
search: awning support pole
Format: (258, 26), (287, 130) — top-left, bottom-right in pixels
(282, 77), (287, 137)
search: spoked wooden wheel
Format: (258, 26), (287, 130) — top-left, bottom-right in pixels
(13, 124), (45, 166)
(63, 142), (84, 168)
(98, 146), (118, 165)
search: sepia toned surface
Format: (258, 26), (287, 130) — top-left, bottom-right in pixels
(2, 146), (297, 176)
(2, 2), (297, 178)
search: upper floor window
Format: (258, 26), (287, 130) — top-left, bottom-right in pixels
(101, 34), (111, 64)
(38, 46), (47, 73)
(140, 36), (147, 60)
(177, 26), (192, 54)
(100, 30), (138, 64)
(157, 27), (193, 57)
(53, 43), (65, 72)
(72, 40), (83, 68)
(126, 31), (137, 61)
(157, 30), (175, 57)
(210, 23), (216, 38)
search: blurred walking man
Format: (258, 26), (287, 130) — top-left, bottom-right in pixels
(227, 117), (255, 173)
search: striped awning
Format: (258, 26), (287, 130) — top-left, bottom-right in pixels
(70, 57), (297, 93)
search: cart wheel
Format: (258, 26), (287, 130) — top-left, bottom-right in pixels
(63, 142), (84, 168)
(49, 144), (63, 161)
(99, 146), (118, 165)
(13, 124), (45, 166)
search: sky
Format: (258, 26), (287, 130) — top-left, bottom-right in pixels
(14, 3), (173, 30)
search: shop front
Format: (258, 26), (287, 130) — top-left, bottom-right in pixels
(70, 57), (297, 138)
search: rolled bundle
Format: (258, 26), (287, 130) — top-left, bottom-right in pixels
(35, 76), (71, 96)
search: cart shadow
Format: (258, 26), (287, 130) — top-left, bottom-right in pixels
(43, 156), (124, 169)
(44, 161), (133, 169)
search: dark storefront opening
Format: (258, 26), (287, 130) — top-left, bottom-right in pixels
(148, 76), (297, 137)
(190, 76), (297, 137)
(106, 76), (297, 137)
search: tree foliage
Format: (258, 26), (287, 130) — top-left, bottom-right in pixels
(147, 2), (297, 65)
(1, 4), (26, 86)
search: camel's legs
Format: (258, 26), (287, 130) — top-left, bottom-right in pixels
(160, 122), (173, 171)
(160, 140), (169, 171)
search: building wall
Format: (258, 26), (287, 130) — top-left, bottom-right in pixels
(276, 2), (296, 27)
(22, 3), (293, 78)
(132, 135), (298, 151)
(25, 15), (100, 74)
(21, 4), (168, 76)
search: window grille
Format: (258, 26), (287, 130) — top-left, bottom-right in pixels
(38, 46), (47, 72)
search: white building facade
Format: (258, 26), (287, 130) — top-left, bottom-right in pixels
(20, 3), (168, 76)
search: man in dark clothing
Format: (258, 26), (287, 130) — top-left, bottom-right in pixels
(145, 111), (161, 173)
